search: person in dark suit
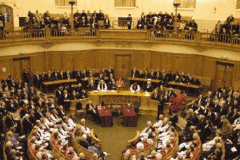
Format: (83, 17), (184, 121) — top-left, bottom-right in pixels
(127, 14), (132, 29)
(157, 96), (165, 120)
(227, 14), (234, 23)
(229, 108), (240, 124)
(0, 12), (5, 32)
(144, 81), (153, 92)
(104, 15), (110, 29)
(23, 114), (33, 134)
(62, 90), (70, 112)
(79, 134), (89, 149)
(98, 10), (104, 21)
(131, 68), (139, 78)
(33, 72), (42, 88)
(5, 112), (16, 129)
(22, 70), (30, 84)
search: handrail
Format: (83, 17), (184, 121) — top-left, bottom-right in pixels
(1, 28), (240, 48)
(72, 125), (102, 160)
(127, 131), (140, 145)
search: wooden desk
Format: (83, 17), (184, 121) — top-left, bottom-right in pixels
(168, 81), (201, 95)
(69, 98), (90, 116)
(121, 105), (137, 127)
(42, 79), (78, 92)
(97, 105), (113, 127)
(89, 90), (153, 115)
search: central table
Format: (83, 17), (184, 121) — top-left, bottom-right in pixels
(97, 105), (113, 127)
(168, 81), (201, 95)
(121, 105), (137, 127)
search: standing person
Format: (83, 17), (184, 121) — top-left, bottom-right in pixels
(104, 15), (110, 29)
(157, 95), (165, 120)
(0, 12), (5, 32)
(127, 14), (132, 29)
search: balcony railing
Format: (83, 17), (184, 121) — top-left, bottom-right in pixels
(1, 28), (240, 47)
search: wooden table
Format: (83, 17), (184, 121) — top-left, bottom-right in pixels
(97, 105), (113, 127)
(69, 98), (91, 116)
(89, 90), (156, 115)
(121, 105), (137, 127)
(42, 79), (78, 92)
(168, 81), (201, 95)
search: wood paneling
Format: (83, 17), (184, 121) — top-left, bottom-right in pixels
(48, 52), (62, 71)
(2, 49), (240, 88)
(31, 53), (45, 74)
(74, 52), (85, 70)
(84, 51), (97, 69)
(115, 55), (131, 79)
(96, 51), (114, 69)
(131, 52), (147, 70)
(0, 59), (12, 79)
(203, 57), (216, 78)
(62, 53), (75, 71)
(12, 60), (22, 81)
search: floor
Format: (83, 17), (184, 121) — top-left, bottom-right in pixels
(74, 114), (156, 160)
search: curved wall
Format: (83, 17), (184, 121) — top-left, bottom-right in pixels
(1, 41), (240, 89)
(1, 41), (240, 61)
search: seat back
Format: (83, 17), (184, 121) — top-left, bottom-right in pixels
(76, 102), (83, 110)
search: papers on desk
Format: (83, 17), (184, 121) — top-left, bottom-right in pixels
(111, 90), (116, 92)
(101, 90), (107, 92)
(147, 78), (151, 80)
(145, 92), (150, 97)
(93, 90), (98, 93)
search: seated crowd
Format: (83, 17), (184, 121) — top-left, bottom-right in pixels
(0, 77), (95, 160)
(131, 68), (201, 86)
(24, 9), (109, 31)
(74, 119), (108, 159)
(210, 14), (240, 43)
(184, 86), (240, 159)
(121, 115), (178, 160)
(136, 12), (198, 38)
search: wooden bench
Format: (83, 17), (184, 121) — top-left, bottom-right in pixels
(126, 131), (140, 148)
(176, 116), (187, 131)
(72, 125), (102, 160)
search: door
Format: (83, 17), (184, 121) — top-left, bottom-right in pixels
(12, 57), (31, 82)
(0, 5), (14, 31)
(214, 61), (234, 89)
(115, 55), (131, 88)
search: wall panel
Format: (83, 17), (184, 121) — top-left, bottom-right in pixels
(0, 59), (12, 78)
(74, 52), (85, 70)
(84, 51), (97, 69)
(31, 53), (45, 74)
(203, 57), (216, 79)
(62, 53), (75, 71)
(131, 52), (147, 70)
(150, 52), (162, 70)
(47, 52), (62, 71)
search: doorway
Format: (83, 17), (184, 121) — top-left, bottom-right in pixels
(0, 5), (14, 31)
(12, 57), (31, 81)
(115, 55), (131, 88)
(214, 61), (234, 89)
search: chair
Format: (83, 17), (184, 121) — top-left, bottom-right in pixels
(133, 101), (141, 117)
(76, 102), (84, 117)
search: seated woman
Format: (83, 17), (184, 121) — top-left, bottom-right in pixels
(116, 77), (124, 90)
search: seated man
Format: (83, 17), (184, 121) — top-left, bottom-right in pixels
(130, 82), (140, 92)
(97, 80), (107, 91)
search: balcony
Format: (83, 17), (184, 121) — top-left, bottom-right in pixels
(0, 29), (240, 51)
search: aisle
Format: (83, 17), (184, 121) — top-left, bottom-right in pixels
(78, 115), (156, 160)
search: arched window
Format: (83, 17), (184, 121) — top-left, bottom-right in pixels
(115, 0), (136, 7)
(179, 0), (196, 8)
(55, 0), (77, 6)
